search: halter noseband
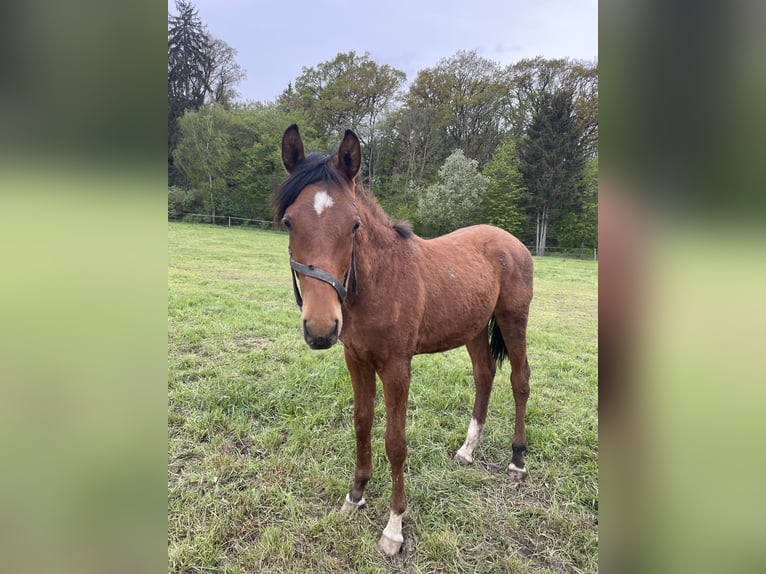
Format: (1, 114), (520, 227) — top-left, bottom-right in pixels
(289, 238), (358, 309)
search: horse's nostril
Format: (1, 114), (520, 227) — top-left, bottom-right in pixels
(302, 318), (339, 349)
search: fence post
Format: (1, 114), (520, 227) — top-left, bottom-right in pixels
(228, 216), (231, 228)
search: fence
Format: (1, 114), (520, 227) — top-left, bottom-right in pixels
(528, 246), (598, 260)
(168, 212), (280, 231)
(168, 214), (597, 260)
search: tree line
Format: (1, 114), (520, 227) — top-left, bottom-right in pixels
(168, 0), (597, 255)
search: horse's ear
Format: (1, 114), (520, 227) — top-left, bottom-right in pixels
(337, 129), (361, 182)
(281, 124), (305, 174)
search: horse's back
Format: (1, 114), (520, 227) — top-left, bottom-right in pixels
(425, 224), (532, 289)
(412, 225), (532, 354)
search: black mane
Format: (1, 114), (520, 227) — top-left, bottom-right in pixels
(358, 192), (413, 239)
(273, 152), (346, 221)
(393, 222), (413, 238)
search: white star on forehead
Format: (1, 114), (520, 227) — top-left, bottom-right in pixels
(313, 190), (334, 215)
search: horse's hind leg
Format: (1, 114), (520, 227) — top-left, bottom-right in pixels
(497, 312), (532, 481)
(455, 330), (497, 465)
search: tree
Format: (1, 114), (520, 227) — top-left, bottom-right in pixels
(288, 52), (406, 188)
(168, 1), (212, 182)
(376, 50), (507, 210)
(518, 89), (587, 256)
(375, 105), (448, 197)
(173, 104), (232, 221)
(206, 37), (246, 109)
(480, 140), (527, 237)
(554, 156), (598, 256)
(571, 63), (599, 159)
(417, 150), (489, 237)
(502, 57), (598, 157)
(406, 51), (505, 166)
(225, 103), (317, 221)
(168, 2), (246, 184)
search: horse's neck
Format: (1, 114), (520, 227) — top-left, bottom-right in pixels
(355, 208), (410, 281)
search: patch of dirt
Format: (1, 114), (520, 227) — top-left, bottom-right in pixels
(228, 437), (254, 457)
(234, 335), (273, 349)
(168, 447), (203, 478)
(506, 531), (571, 574)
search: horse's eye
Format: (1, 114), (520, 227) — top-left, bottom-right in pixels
(352, 219), (361, 233)
(282, 218), (292, 230)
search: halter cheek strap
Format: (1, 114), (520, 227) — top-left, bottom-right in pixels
(289, 239), (357, 309)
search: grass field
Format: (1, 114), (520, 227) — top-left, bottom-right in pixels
(168, 222), (598, 573)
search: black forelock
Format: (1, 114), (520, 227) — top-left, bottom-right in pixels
(273, 152), (347, 220)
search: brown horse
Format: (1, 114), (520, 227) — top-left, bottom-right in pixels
(275, 125), (533, 555)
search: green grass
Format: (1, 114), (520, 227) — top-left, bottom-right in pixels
(168, 222), (598, 573)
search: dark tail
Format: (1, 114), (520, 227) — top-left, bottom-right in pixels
(488, 315), (508, 368)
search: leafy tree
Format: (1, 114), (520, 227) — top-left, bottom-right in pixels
(370, 105), (438, 219)
(406, 50), (505, 166)
(417, 149), (489, 237)
(168, 1), (212, 183)
(225, 103), (318, 221)
(206, 37), (246, 109)
(168, 2), (246, 184)
(480, 140), (527, 236)
(502, 57), (598, 157)
(571, 63), (599, 159)
(172, 101), (317, 223)
(376, 50), (507, 207)
(287, 51), (406, 187)
(173, 104), (232, 221)
(518, 89), (587, 256)
(554, 156), (598, 256)
(168, 186), (203, 219)
(374, 105), (447, 200)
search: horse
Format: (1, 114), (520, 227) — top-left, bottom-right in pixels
(274, 124), (534, 555)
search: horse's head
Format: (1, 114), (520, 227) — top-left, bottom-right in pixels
(278, 124), (362, 350)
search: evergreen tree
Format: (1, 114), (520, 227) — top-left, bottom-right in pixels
(518, 90), (586, 255)
(168, 1), (212, 184)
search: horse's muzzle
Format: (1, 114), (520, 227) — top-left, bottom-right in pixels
(303, 318), (339, 350)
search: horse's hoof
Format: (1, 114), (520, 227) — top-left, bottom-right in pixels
(339, 493), (365, 514)
(377, 533), (403, 556)
(453, 451), (473, 465)
(508, 462), (528, 482)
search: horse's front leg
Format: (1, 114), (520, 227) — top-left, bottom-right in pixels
(376, 358), (412, 556)
(340, 349), (376, 513)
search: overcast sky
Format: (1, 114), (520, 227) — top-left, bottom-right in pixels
(170, 0), (598, 104)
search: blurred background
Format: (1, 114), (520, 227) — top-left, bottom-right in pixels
(0, 0), (764, 572)
(0, 1), (167, 573)
(599, 1), (766, 572)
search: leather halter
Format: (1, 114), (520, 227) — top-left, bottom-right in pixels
(289, 238), (358, 309)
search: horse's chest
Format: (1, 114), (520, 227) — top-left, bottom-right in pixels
(341, 304), (418, 360)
